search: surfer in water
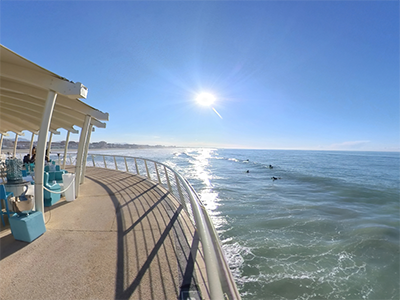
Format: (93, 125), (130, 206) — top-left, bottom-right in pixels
(271, 176), (281, 181)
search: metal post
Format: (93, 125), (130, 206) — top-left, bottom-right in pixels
(174, 173), (188, 212)
(144, 160), (150, 179)
(13, 134), (19, 157)
(81, 124), (93, 184)
(103, 155), (107, 168)
(155, 162), (161, 184)
(114, 156), (118, 170)
(75, 115), (91, 196)
(35, 90), (57, 220)
(164, 166), (173, 194)
(134, 158), (139, 175)
(124, 157), (129, 172)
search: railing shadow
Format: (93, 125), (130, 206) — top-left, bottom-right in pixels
(0, 232), (28, 261)
(86, 169), (206, 300)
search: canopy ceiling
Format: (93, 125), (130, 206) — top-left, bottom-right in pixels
(0, 45), (109, 136)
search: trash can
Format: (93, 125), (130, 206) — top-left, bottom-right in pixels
(62, 173), (76, 201)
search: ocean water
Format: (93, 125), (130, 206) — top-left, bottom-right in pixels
(89, 148), (399, 300)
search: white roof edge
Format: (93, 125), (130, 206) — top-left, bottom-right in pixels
(0, 44), (109, 133)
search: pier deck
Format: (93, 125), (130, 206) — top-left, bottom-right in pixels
(0, 167), (209, 300)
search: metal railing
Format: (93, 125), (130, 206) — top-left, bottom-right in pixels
(83, 153), (241, 300)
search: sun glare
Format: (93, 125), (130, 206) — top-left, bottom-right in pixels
(196, 92), (216, 106)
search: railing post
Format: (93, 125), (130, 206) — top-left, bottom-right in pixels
(175, 173), (189, 213)
(103, 155), (107, 168)
(91, 155), (95, 167)
(154, 162), (161, 184)
(114, 156), (118, 170)
(134, 158), (139, 175)
(164, 166), (173, 194)
(124, 157), (129, 172)
(144, 160), (150, 179)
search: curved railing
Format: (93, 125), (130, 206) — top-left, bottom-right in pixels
(85, 153), (241, 300)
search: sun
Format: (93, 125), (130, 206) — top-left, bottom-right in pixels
(196, 92), (216, 106)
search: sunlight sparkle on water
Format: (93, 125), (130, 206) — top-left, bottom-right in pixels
(192, 149), (220, 211)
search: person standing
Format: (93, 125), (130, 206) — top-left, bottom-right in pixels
(30, 147), (36, 163)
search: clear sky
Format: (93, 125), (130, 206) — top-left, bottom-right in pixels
(1, 1), (399, 151)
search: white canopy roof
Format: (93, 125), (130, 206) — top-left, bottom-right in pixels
(0, 45), (109, 135)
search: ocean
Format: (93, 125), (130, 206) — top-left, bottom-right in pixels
(87, 148), (399, 300)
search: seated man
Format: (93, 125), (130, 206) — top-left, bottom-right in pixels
(23, 154), (31, 164)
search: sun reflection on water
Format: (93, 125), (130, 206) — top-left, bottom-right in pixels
(191, 148), (220, 212)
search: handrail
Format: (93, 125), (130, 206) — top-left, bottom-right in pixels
(84, 153), (241, 300)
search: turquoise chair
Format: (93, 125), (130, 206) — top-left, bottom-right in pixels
(43, 172), (61, 207)
(45, 165), (66, 184)
(24, 163), (35, 174)
(0, 185), (14, 226)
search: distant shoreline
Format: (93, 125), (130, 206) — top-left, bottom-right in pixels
(3, 146), (178, 155)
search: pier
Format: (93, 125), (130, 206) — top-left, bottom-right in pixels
(0, 167), (209, 300)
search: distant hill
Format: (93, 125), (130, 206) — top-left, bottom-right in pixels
(1, 139), (174, 150)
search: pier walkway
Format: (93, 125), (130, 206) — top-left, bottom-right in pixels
(0, 167), (209, 300)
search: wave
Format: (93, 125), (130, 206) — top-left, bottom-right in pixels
(173, 151), (193, 159)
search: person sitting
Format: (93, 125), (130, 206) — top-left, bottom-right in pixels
(23, 153), (31, 164)
(30, 147), (36, 163)
(45, 148), (50, 162)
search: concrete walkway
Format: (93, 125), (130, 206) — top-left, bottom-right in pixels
(0, 167), (209, 300)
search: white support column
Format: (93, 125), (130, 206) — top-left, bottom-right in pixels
(80, 124), (93, 184)
(47, 132), (53, 158)
(0, 133), (9, 155)
(62, 131), (71, 169)
(13, 134), (19, 157)
(0, 134), (4, 155)
(75, 115), (91, 196)
(35, 90), (58, 220)
(29, 132), (35, 156)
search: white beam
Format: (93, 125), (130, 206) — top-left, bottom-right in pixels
(49, 129), (61, 135)
(0, 119), (26, 135)
(91, 119), (107, 128)
(34, 90), (57, 221)
(1, 62), (88, 98)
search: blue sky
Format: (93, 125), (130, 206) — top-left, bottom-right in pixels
(1, 1), (399, 151)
